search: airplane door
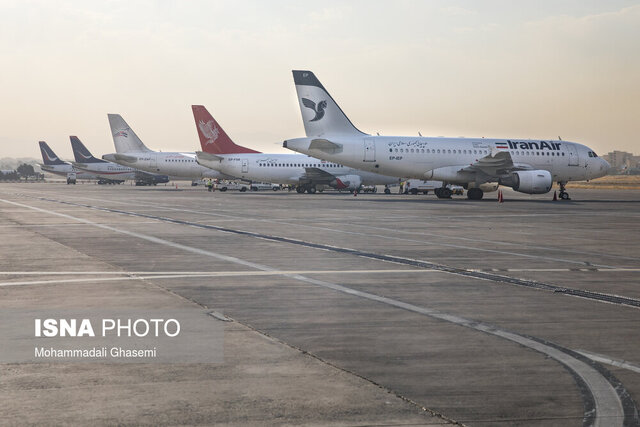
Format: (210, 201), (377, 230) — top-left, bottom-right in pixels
(364, 138), (376, 162)
(566, 144), (579, 166)
(151, 153), (158, 171)
(241, 159), (249, 173)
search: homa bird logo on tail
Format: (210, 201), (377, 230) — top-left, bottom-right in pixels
(199, 120), (220, 145)
(301, 98), (327, 122)
(76, 147), (93, 160)
(43, 150), (58, 163)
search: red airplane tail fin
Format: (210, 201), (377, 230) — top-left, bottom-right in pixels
(191, 105), (260, 154)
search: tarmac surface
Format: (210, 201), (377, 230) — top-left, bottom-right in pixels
(1, 183), (639, 426)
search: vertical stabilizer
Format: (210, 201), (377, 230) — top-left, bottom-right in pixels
(191, 105), (260, 154)
(38, 141), (67, 165)
(107, 114), (152, 153)
(292, 70), (366, 138)
(70, 136), (105, 163)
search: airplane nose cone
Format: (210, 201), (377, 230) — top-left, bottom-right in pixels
(601, 158), (611, 173)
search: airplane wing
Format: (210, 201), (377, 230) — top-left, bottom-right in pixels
(460, 151), (533, 176)
(300, 167), (336, 184)
(71, 162), (92, 171)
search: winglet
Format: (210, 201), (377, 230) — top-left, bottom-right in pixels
(191, 105), (260, 155)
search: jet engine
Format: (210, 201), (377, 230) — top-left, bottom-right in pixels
(331, 174), (362, 190)
(501, 170), (552, 194)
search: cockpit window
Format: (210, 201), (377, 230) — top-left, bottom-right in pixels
(588, 151), (593, 157)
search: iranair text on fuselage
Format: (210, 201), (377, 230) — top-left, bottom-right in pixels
(507, 140), (562, 151)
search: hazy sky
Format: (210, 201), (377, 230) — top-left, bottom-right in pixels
(1, 0), (638, 159)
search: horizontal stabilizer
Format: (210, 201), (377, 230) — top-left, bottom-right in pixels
(309, 138), (343, 154)
(71, 162), (89, 170)
(113, 153), (138, 163)
(196, 151), (223, 162)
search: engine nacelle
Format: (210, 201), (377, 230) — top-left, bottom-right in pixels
(331, 174), (362, 190)
(501, 170), (552, 194)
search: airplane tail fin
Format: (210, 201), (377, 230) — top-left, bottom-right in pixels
(107, 114), (152, 153)
(292, 70), (365, 138)
(70, 136), (105, 163)
(38, 141), (67, 165)
(191, 105), (260, 154)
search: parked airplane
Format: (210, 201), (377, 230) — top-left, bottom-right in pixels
(70, 136), (169, 185)
(192, 105), (399, 193)
(283, 71), (610, 200)
(102, 114), (226, 181)
(38, 141), (97, 181)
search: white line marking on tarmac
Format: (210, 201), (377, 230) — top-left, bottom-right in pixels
(1, 267), (638, 276)
(0, 269), (435, 287)
(25, 191), (638, 265)
(74, 196), (625, 268)
(0, 221), (159, 228)
(576, 350), (640, 374)
(0, 197), (625, 426)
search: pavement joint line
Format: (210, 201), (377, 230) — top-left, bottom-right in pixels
(114, 200), (623, 268)
(0, 197), (634, 427)
(31, 195), (640, 310)
(576, 351), (640, 375)
(31, 191), (632, 267)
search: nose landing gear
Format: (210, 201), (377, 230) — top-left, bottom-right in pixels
(558, 182), (570, 200)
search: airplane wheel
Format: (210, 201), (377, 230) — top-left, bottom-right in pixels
(435, 188), (452, 199)
(560, 192), (570, 200)
(384, 188), (391, 194)
(296, 186), (305, 193)
(307, 186), (317, 194)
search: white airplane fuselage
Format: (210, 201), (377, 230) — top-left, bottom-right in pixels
(197, 152), (399, 186)
(40, 163), (96, 179)
(284, 136), (609, 187)
(72, 161), (138, 180)
(103, 151), (223, 180)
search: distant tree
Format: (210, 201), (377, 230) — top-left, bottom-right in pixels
(17, 163), (35, 179)
(0, 171), (18, 181)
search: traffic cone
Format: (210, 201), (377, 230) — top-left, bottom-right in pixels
(498, 190), (504, 203)
(552, 191), (557, 201)
(353, 189), (357, 197)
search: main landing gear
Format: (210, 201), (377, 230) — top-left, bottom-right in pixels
(467, 188), (484, 200)
(434, 187), (452, 199)
(558, 182), (570, 200)
(297, 184), (317, 194)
